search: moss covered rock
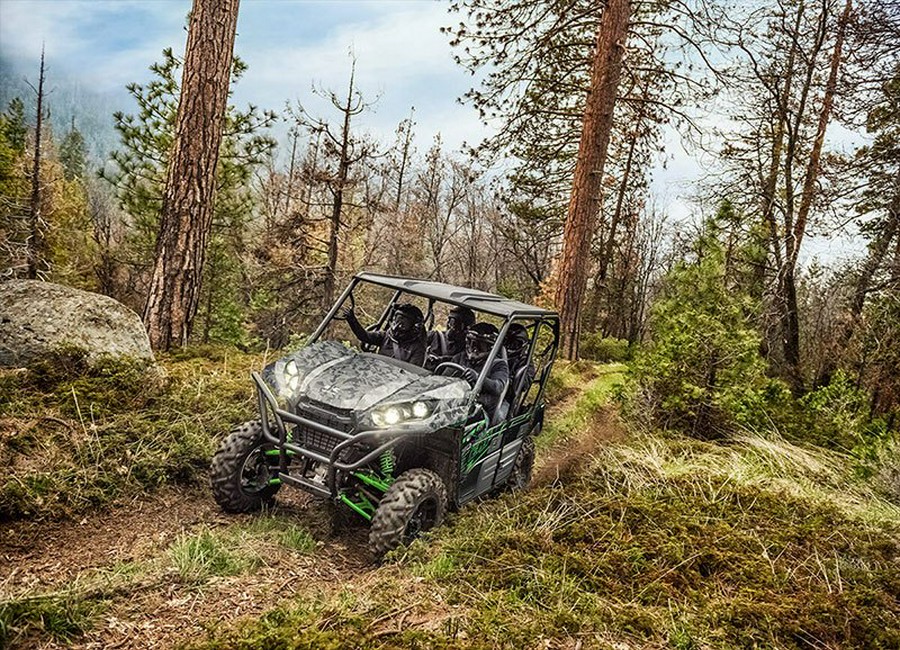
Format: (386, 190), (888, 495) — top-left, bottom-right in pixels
(0, 280), (153, 367)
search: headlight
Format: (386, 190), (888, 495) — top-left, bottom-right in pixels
(284, 359), (301, 392)
(370, 400), (435, 428)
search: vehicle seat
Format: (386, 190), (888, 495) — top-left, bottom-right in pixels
(428, 329), (448, 358)
(505, 365), (528, 415)
(491, 379), (510, 426)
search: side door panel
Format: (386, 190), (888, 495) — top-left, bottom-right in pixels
(458, 420), (504, 504)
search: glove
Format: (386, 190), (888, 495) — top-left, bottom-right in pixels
(340, 306), (356, 321)
(463, 368), (478, 385)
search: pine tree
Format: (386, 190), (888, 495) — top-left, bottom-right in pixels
(59, 120), (87, 181)
(102, 45), (275, 338)
(631, 222), (769, 438)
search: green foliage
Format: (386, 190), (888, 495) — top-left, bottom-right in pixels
(0, 346), (261, 519)
(799, 370), (872, 450)
(169, 528), (258, 584)
(858, 294), (900, 416)
(578, 332), (630, 362)
(0, 98), (32, 278)
(0, 594), (103, 645)
(628, 238), (768, 438)
(58, 124), (87, 180)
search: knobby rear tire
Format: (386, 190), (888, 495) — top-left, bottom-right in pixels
(507, 435), (535, 491)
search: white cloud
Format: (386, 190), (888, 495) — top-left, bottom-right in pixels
(233, 2), (483, 150)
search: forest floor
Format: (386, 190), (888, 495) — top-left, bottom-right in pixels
(1, 362), (622, 650)
(3, 358), (898, 650)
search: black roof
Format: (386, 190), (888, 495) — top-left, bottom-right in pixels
(354, 272), (558, 320)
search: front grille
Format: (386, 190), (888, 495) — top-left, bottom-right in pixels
(297, 425), (344, 455)
(292, 400), (355, 456)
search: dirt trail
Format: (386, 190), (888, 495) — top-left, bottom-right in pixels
(1, 371), (622, 649)
(534, 406), (625, 487)
(1, 486), (372, 649)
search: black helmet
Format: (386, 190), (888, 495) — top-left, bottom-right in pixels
(389, 303), (424, 344)
(447, 306), (475, 333)
(465, 322), (498, 364)
(504, 323), (529, 360)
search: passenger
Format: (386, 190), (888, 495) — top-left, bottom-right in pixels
(342, 303), (428, 366)
(426, 305), (475, 369)
(503, 323), (536, 405)
(445, 322), (509, 421)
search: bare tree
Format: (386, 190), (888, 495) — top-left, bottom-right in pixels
(289, 58), (378, 311)
(26, 46), (47, 280)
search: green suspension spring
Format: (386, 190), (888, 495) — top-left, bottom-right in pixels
(379, 450), (395, 480)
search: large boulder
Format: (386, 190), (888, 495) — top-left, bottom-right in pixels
(0, 280), (154, 367)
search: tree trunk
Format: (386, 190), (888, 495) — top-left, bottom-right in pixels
(781, 0), (851, 392)
(791, 0), (852, 269)
(554, 0), (632, 360)
(142, 0), (240, 350)
(26, 47), (46, 280)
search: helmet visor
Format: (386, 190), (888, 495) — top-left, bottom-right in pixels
(465, 331), (493, 362)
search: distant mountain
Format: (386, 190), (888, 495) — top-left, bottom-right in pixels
(0, 55), (127, 165)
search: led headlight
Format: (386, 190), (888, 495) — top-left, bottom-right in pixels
(370, 400), (434, 428)
(284, 359), (301, 392)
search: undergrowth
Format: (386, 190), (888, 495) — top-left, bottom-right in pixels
(187, 365), (899, 650)
(0, 345), (269, 520)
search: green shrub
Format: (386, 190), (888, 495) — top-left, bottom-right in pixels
(579, 333), (630, 362)
(627, 243), (767, 439)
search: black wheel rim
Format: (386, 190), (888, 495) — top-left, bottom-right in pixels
(403, 496), (439, 543)
(240, 447), (275, 494)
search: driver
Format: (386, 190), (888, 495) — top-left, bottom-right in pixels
(342, 303), (428, 366)
(426, 305), (475, 370)
(445, 322), (509, 419)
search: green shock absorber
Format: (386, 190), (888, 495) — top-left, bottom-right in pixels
(379, 450), (395, 481)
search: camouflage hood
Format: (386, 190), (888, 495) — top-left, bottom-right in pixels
(262, 341), (471, 420)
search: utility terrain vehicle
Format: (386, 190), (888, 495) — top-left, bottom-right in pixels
(210, 273), (559, 556)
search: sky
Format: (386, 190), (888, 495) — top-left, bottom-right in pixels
(0, 0), (864, 266)
(0, 0), (489, 150)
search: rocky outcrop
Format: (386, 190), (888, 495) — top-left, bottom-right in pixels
(0, 280), (154, 367)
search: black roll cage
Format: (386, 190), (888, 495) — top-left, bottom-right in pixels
(256, 273), (560, 499)
(309, 273), (560, 400)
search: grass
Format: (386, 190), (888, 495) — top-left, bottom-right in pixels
(183, 361), (899, 650)
(169, 528), (260, 584)
(0, 593), (104, 646)
(0, 345), (267, 520)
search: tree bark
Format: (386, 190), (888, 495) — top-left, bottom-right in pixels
(142, 0), (240, 350)
(554, 0), (632, 360)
